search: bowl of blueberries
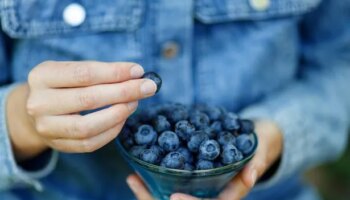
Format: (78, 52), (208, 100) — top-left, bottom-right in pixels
(116, 100), (258, 200)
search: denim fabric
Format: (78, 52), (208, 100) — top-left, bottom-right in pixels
(0, 0), (349, 199)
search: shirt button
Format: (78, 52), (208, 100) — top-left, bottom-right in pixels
(63, 3), (86, 27)
(162, 41), (180, 59)
(249, 0), (270, 11)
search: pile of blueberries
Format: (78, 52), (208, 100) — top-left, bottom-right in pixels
(119, 103), (256, 171)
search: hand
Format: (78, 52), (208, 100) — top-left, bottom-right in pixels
(126, 120), (283, 200)
(7, 61), (156, 161)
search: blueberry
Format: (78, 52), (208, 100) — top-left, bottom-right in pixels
(203, 106), (222, 121)
(236, 134), (255, 155)
(189, 112), (210, 130)
(161, 152), (185, 169)
(175, 120), (195, 141)
(149, 145), (165, 156)
(221, 144), (243, 165)
(129, 145), (146, 158)
(153, 115), (171, 133)
(203, 127), (216, 139)
(140, 149), (160, 164)
(210, 121), (223, 134)
(239, 119), (255, 134)
(158, 131), (180, 152)
(119, 126), (132, 141)
(214, 162), (224, 168)
(142, 72), (162, 93)
(199, 140), (220, 160)
(184, 163), (194, 171)
(126, 115), (141, 132)
(167, 107), (188, 124)
(138, 108), (158, 124)
(122, 137), (134, 150)
(217, 131), (236, 146)
(187, 131), (209, 153)
(222, 112), (240, 131)
(134, 125), (157, 146)
(196, 159), (214, 170)
(177, 146), (193, 163)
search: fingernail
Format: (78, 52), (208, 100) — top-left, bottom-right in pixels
(251, 169), (257, 187)
(127, 101), (138, 111)
(141, 80), (157, 96)
(130, 65), (144, 78)
(126, 178), (137, 191)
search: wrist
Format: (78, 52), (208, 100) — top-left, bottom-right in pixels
(6, 84), (48, 161)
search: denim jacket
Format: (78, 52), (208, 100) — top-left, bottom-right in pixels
(0, 0), (349, 199)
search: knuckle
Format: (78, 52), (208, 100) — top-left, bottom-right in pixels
(35, 119), (47, 134)
(73, 65), (93, 85)
(77, 90), (97, 109)
(26, 98), (40, 116)
(119, 85), (131, 99)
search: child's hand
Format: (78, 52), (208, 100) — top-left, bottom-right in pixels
(7, 61), (156, 160)
(126, 120), (283, 200)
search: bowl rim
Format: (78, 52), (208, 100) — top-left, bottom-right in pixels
(116, 132), (258, 177)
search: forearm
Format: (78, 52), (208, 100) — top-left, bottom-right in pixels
(7, 84), (48, 161)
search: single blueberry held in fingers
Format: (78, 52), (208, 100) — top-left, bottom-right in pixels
(236, 134), (255, 155)
(221, 144), (243, 164)
(142, 72), (162, 93)
(217, 131), (236, 146)
(175, 120), (195, 141)
(199, 140), (220, 160)
(134, 125), (157, 146)
(239, 119), (255, 134)
(158, 131), (180, 152)
(177, 146), (193, 163)
(187, 131), (209, 153)
(222, 112), (240, 131)
(161, 152), (185, 169)
(196, 159), (214, 170)
(189, 112), (210, 130)
(153, 115), (171, 133)
(140, 148), (160, 164)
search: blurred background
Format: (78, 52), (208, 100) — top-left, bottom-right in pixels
(306, 136), (350, 200)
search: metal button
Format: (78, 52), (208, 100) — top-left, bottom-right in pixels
(63, 3), (86, 27)
(162, 41), (179, 59)
(249, 0), (270, 11)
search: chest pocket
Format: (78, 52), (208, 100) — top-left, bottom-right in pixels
(0, 0), (143, 38)
(195, 0), (322, 23)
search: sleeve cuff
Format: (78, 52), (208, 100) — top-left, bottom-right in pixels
(0, 84), (58, 191)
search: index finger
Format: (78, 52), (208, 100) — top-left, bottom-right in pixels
(30, 61), (144, 88)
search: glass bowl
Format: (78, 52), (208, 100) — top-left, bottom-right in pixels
(115, 133), (258, 200)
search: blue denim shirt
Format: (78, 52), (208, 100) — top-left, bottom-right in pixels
(1, 0), (350, 199)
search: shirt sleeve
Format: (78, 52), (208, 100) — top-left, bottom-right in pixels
(0, 32), (58, 191)
(240, 0), (350, 189)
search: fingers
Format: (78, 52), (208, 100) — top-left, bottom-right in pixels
(219, 132), (269, 200)
(27, 79), (156, 115)
(47, 121), (125, 153)
(170, 193), (202, 200)
(29, 61), (144, 88)
(35, 102), (138, 139)
(127, 174), (154, 200)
